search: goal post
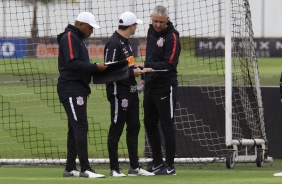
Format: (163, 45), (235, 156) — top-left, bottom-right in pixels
(224, 0), (268, 169)
(0, 0), (269, 167)
(225, 0), (233, 147)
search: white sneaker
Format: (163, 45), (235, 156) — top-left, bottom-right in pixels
(128, 167), (155, 176)
(110, 170), (126, 177)
(71, 170), (80, 177)
(274, 172), (282, 176)
(81, 169), (105, 178)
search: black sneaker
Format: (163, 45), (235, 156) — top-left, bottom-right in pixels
(147, 162), (166, 173)
(63, 169), (80, 177)
(154, 165), (176, 175)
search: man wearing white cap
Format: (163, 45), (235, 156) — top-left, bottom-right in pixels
(104, 12), (154, 177)
(57, 12), (107, 178)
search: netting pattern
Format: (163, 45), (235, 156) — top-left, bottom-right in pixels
(0, 0), (265, 164)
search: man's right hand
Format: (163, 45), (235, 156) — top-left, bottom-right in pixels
(96, 63), (108, 71)
(133, 68), (143, 77)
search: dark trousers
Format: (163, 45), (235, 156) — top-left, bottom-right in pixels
(143, 86), (177, 167)
(62, 96), (90, 172)
(107, 93), (140, 170)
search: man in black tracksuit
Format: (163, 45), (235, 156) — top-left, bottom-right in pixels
(57, 12), (107, 178)
(280, 72), (282, 103)
(105, 12), (154, 177)
(135, 5), (181, 175)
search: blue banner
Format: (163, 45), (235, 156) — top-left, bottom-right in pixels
(0, 38), (26, 58)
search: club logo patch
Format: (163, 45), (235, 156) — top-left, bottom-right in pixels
(76, 96), (84, 106)
(121, 98), (128, 109)
(157, 37), (165, 47)
(130, 85), (137, 93)
(123, 47), (128, 54)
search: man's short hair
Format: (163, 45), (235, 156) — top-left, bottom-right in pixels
(118, 23), (130, 30)
(152, 5), (168, 16)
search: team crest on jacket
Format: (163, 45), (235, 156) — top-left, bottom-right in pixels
(76, 96), (84, 106)
(157, 37), (165, 47)
(121, 98), (128, 109)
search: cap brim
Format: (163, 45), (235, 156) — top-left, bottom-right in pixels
(89, 23), (101, 29)
(136, 19), (143, 24)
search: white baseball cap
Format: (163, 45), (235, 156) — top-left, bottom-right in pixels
(76, 12), (101, 29)
(119, 12), (143, 26)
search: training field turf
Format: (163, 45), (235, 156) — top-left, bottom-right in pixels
(1, 57), (282, 183)
(255, 58), (282, 86)
(1, 55), (281, 86)
(1, 160), (282, 184)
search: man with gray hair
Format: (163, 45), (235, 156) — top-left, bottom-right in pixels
(135, 5), (181, 175)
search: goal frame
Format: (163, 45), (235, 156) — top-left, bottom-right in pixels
(224, 0), (268, 169)
(0, 0), (271, 168)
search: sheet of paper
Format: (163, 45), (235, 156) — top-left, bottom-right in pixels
(152, 69), (168, 72)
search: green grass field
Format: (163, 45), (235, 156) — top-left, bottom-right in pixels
(1, 56), (280, 159)
(255, 58), (282, 86)
(1, 56), (282, 183)
(1, 160), (282, 184)
(1, 56), (281, 86)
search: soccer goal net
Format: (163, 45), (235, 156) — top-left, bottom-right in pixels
(0, 0), (268, 168)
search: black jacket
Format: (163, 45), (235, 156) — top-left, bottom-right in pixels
(280, 72), (282, 99)
(57, 24), (99, 102)
(143, 21), (181, 88)
(104, 31), (137, 96)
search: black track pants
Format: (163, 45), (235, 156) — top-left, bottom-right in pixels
(143, 86), (177, 166)
(107, 93), (141, 170)
(62, 96), (91, 172)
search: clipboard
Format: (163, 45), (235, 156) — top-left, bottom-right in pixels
(93, 60), (129, 84)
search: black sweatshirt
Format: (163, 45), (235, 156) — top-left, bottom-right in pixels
(57, 24), (99, 102)
(143, 21), (181, 88)
(104, 31), (137, 96)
